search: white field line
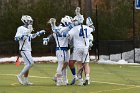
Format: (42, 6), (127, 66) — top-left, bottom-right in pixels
(1, 74), (140, 88)
(0, 74), (51, 79)
(91, 80), (140, 87)
(90, 86), (138, 93)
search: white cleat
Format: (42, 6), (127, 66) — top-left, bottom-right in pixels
(83, 80), (90, 85)
(17, 75), (23, 85)
(78, 79), (83, 86)
(56, 81), (63, 86)
(63, 79), (69, 85)
(52, 77), (57, 82)
(23, 80), (33, 85)
(56, 79), (63, 86)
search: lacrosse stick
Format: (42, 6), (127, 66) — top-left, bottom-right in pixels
(75, 7), (81, 16)
(48, 18), (63, 56)
(48, 18), (56, 30)
(15, 38), (26, 67)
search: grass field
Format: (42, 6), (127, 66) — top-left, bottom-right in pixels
(0, 63), (140, 93)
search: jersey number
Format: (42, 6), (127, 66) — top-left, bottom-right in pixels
(79, 28), (88, 38)
(57, 32), (67, 37)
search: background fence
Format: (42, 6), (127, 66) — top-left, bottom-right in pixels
(0, 0), (140, 63)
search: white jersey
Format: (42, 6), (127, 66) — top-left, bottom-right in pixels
(53, 26), (70, 49)
(68, 25), (93, 48)
(15, 26), (32, 51)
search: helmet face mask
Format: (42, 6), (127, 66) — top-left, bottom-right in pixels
(73, 15), (84, 25)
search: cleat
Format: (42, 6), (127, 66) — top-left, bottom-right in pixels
(17, 75), (23, 85)
(56, 78), (63, 86)
(83, 80), (90, 86)
(70, 78), (76, 85)
(70, 77), (78, 85)
(78, 79), (83, 86)
(23, 80), (33, 85)
(56, 81), (63, 86)
(63, 79), (69, 85)
(52, 77), (57, 82)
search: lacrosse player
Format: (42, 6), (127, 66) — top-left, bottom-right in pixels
(15, 15), (45, 85)
(67, 21), (94, 85)
(43, 16), (72, 86)
(69, 7), (85, 85)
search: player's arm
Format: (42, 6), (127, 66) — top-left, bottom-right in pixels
(89, 34), (94, 49)
(30, 30), (46, 39)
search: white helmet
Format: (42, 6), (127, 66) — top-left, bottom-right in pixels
(21, 15), (33, 24)
(73, 14), (84, 25)
(86, 17), (93, 27)
(60, 15), (72, 27)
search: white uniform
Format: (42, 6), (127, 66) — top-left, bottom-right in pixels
(52, 26), (70, 84)
(15, 26), (34, 65)
(68, 25), (93, 63)
(53, 26), (70, 63)
(15, 26), (32, 51)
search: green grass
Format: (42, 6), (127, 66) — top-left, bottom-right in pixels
(0, 63), (140, 93)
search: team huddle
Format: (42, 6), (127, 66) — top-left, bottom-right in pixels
(15, 7), (95, 86)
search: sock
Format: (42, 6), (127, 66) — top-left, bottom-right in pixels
(70, 68), (76, 78)
(86, 74), (90, 80)
(24, 77), (28, 81)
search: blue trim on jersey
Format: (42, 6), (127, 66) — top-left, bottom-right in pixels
(56, 47), (68, 51)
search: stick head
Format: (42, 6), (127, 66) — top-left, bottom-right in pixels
(48, 18), (56, 28)
(75, 7), (81, 16)
(16, 56), (21, 67)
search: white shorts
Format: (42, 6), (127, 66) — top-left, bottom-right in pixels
(73, 48), (89, 63)
(56, 50), (70, 62)
(20, 51), (34, 65)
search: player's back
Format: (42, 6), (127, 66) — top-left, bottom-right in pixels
(68, 25), (93, 48)
(53, 26), (69, 48)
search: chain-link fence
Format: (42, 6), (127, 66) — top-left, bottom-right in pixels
(1, 0), (140, 63)
(94, 0), (140, 62)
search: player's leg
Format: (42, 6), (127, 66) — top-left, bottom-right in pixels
(55, 50), (64, 86)
(62, 50), (70, 85)
(24, 70), (29, 82)
(17, 51), (34, 85)
(62, 62), (68, 85)
(82, 49), (90, 85)
(73, 48), (84, 85)
(77, 61), (84, 86)
(69, 51), (78, 85)
(69, 60), (79, 85)
(56, 61), (63, 86)
(83, 63), (90, 85)
(69, 60), (76, 78)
